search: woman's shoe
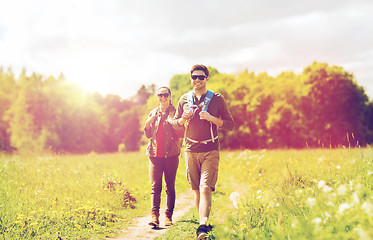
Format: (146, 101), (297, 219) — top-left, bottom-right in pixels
(149, 211), (159, 229)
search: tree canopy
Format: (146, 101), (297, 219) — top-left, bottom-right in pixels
(0, 62), (372, 153)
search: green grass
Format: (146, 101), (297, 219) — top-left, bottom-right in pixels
(0, 151), (189, 239)
(157, 148), (373, 239)
(1, 148), (372, 239)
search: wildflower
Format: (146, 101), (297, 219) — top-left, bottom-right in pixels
(307, 198), (317, 208)
(291, 217), (298, 228)
(324, 212), (331, 223)
(317, 180), (326, 189)
(354, 227), (370, 239)
(349, 180), (354, 190)
(337, 184), (348, 195)
(241, 223), (247, 230)
(326, 201), (335, 207)
(257, 190), (262, 195)
(229, 192), (241, 209)
(312, 218), (322, 225)
(354, 183), (362, 192)
(336, 165), (341, 169)
(295, 189), (303, 197)
(15, 220), (23, 226)
(362, 201), (373, 215)
(368, 171), (373, 175)
(337, 203), (351, 214)
(353, 192), (360, 204)
(322, 185), (332, 193)
(256, 195), (263, 200)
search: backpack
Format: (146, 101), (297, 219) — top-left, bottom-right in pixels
(186, 90), (217, 144)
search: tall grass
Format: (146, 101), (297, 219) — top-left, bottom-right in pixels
(214, 148), (373, 239)
(2, 148), (372, 239)
(156, 148), (373, 240)
(0, 152), (188, 239)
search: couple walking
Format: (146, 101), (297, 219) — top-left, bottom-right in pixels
(144, 64), (234, 239)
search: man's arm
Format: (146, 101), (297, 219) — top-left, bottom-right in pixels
(171, 94), (190, 129)
(199, 94), (234, 130)
(218, 95), (234, 131)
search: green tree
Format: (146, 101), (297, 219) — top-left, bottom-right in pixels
(5, 71), (53, 152)
(301, 62), (371, 147)
(265, 71), (309, 148)
(0, 67), (18, 152)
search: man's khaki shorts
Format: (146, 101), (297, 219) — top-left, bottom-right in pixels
(185, 150), (220, 191)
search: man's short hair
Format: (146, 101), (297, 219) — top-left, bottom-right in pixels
(191, 64), (209, 77)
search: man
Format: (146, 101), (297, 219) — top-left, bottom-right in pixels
(173, 64), (234, 239)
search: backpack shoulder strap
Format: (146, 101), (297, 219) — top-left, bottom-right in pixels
(201, 90), (214, 111)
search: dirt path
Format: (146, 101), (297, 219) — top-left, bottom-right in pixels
(108, 190), (194, 240)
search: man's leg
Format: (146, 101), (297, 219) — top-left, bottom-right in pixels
(198, 185), (212, 225)
(194, 189), (200, 213)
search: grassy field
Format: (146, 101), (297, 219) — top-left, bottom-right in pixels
(158, 148), (373, 239)
(0, 151), (189, 239)
(1, 148), (372, 239)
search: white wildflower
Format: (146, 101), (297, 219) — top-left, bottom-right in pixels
(323, 185), (332, 193)
(336, 165), (341, 169)
(327, 201), (335, 207)
(324, 212), (331, 223)
(291, 218), (298, 228)
(318, 180), (326, 189)
(312, 217), (322, 225)
(307, 198), (317, 208)
(368, 171), (373, 175)
(354, 227), (370, 239)
(295, 189), (303, 197)
(353, 192), (360, 204)
(349, 181), (354, 190)
(257, 190), (262, 195)
(362, 201), (373, 215)
(354, 183), (362, 192)
(337, 203), (351, 214)
(337, 184), (348, 196)
(256, 195), (263, 200)
(229, 192), (241, 209)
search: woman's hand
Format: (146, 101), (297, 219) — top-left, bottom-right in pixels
(145, 113), (158, 129)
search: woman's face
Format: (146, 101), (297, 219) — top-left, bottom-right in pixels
(157, 88), (170, 104)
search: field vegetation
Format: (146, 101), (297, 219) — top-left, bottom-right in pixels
(158, 148), (373, 239)
(1, 148), (372, 239)
(0, 151), (189, 239)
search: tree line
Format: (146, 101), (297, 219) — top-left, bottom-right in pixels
(0, 62), (372, 153)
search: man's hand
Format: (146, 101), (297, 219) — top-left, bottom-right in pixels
(178, 110), (192, 126)
(199, 111), (212, 121)
(199, 111), (223, 127)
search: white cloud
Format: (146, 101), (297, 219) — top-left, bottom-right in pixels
(0, 0), (372, 100)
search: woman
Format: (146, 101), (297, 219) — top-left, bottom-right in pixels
(144, 86), (184, 228)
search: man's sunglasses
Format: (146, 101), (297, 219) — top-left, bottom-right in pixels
(157, 93), (170, 98)
(191, 75), (206, 80)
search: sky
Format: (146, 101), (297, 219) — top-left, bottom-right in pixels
(0, 0), (372, 101)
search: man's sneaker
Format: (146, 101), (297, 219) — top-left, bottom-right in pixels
(149, 211), (159, 229)
(196, 224), (213, 239)
(165, 210), (173, 226)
